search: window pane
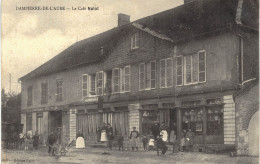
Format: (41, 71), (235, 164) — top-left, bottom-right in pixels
(176, 56), (183, 85)
(139, 63), (145, 90)
(185, 56), (192, 83)
(199, 62), (205, 72)
(83, 83), (88, 89)
(166, 58), (173, 87)
(199, 72), (205, 82)
(160, 60), (166, 87)
(193, 55), (198, 82)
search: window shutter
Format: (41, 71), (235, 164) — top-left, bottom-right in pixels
(139, 63), (145, 90)
(176, 56), (183, 85)
(125, 66), (130, 92)
(112, 68), (119, 93)
(146, 63), (151, 89)
(192, 54), (199, 82)
(166, 58), (173, 87)
(160, 59), (166, 88)
(136, 33), (140, 48)
(198, 51), (206, 82)
(151, 61), (156, 89)
(82, 75), (88, 98)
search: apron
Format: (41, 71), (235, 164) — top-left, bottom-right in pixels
(160, 130), (168, 142)
(100, 130), (107, 142)
(76, 137), (85, 148)
(130, 131), (138, 147)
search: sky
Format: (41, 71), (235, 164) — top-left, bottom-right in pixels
(2, 0), (183, 94)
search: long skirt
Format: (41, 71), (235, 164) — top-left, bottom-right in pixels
(100, 130), (107, 142)
(76, 137), (85, 149)
(160, 130), (168, 142)
(130, 138), (138, 147)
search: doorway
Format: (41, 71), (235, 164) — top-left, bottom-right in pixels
(169, 109), (177, 137)
(49, 111), (62, 143)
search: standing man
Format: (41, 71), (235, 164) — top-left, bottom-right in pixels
(32, 131), (39, 150)
(186, 128), (195, 152)
(47, 131), (56, 155)
(106, 123), (113, 150)
(129, 127), (139, 151)
(151, 123), (160, 140)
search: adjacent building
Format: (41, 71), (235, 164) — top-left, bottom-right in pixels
(19, 0), (258, 151)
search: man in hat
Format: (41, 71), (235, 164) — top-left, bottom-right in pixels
(106, 123), (113, 150)
(156, 135), (168, 155)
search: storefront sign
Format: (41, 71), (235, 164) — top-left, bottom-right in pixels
(84, 96), (98, 102)
(181, 100), (201, 107)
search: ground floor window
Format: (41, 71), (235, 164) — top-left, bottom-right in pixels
(206, 106), (223, 135)
(141, 110), (160, 135)
(182, 108), (203, 135)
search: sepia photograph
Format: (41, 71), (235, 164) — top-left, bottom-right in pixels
(1, 0), (259, 163)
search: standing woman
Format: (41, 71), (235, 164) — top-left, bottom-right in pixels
(159, 122), (169, 142)
(100, 123), (108, 142)
(76, 130), (85, 149)
(129, 127), (139, 151)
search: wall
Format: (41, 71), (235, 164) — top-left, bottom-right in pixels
(21, 31), (239, 112)
(235, 82), (259, 156)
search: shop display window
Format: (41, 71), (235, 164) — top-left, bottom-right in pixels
(141, 110), (159, 134)
(207, 107), (223, 135)
(182, 108), (203, 135)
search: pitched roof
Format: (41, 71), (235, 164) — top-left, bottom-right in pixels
(20, 0), (258, 81)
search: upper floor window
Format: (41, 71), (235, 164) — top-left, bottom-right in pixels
(41, 82), (48, 104)
(56, 79), (63, 102)
(27, 86), (33, 106)
(96, 71), (104, 96)
(139, 61), (156, 90)
(180, 50), (206, 85)
(112, 65), (131, 93)
(160, 58), (173, 88)
(131, 33), (139, 49)
(82, 75), (88, 98)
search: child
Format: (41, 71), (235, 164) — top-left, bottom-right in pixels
(118, 134), (124, 151)
(142, 135), (148, 151)
(148, 138), (155, 151)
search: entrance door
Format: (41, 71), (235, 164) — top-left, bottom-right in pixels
(169, 109), (178, 137)
(49, 111), (62, 143)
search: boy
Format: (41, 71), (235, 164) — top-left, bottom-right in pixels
(142, 135), (149, 151)
(118, 134), (124, 151)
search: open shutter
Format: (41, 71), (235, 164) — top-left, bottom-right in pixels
(166, 58), (173, 87)
(139, 63), (145, 90)
(198, 51), (206, 82)
(176, 56), (183, 85)
(125, 66), (130, 92)
(146, 63), (151, 89)
(160, 59), (166, 88)
(82, 75), (88, 98)
(151, 61), (156, 89)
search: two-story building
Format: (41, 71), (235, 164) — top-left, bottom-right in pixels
(19, 0), (258, 151)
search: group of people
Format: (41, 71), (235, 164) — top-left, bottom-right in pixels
(96, 123), (114, 149)
(20, 130), (40, 150)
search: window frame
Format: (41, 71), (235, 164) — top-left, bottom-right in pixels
(27, 85), (33, 106)
(56, 79), (63, 102)
(112, 68), (120, 94)
(96, 71), (104, 96)
(180, 50), (207, 86)
(82, 74), (88, 98)
(124, 65), (131, 92)
(131, 32), (139, 49)
(139, 61), (156, 91)
(41, 82), (48, 104)
(160, 58), (173, 88)
(176, 55), (183, 86)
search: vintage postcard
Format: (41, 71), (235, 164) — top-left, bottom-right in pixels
(1, 0), (259, 163)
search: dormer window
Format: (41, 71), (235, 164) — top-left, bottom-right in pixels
(131, 33), (139, 49)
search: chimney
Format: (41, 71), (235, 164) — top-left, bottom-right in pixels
(118, 13), (130, 26)
(184, 0), (194, 4)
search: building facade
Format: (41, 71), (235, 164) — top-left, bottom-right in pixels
(20, 0), (258, 151)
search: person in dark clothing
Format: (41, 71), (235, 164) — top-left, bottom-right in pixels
(156, 135), (168, 155)
(32, 131), (39, 150)
(96, 127), (101, 142)
(106, 124), (113, 150)
(47, 131), (56, 155)
(142, 135), (149, 151)
(151, 123), (160, 140)
(117, 134), (124, 151)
